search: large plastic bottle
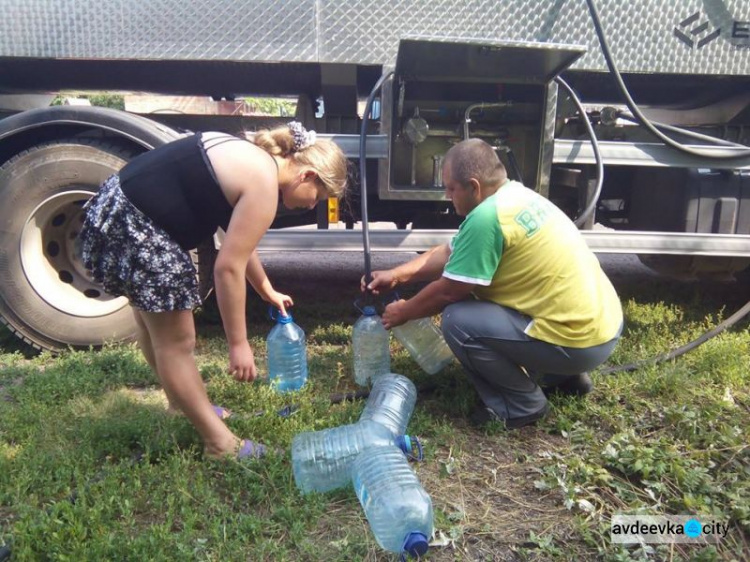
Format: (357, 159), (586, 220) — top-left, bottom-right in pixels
(352, 305), (391, 387)
(291, 419), (417, 494)
(392, 317), (454, 375)
(359, 373), (417, 436)
(351, 445), (433, 558)
(266, 310), (308, 393)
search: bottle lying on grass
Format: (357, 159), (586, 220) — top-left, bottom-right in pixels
(358, 373), (417, 435)
(352, 444), (433, 559)
(292, 420), (421, 494)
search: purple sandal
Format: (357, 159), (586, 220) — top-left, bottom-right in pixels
(211, 404), (233, 419)
(237, 439), (268, 459)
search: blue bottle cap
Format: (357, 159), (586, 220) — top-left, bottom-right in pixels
(395, 434), (410, 454)
(402, 532), (429, 558)
(362, 306), (377, 316)
(395, 435), (424, 462)
(269, 306), (294, 324)
(277, 313), (293, 324)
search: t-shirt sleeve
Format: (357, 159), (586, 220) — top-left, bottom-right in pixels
(443, 201), (503, 285)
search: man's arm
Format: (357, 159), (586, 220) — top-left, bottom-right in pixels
(364, 243), (451, 293)
(382, 276), (475, 329)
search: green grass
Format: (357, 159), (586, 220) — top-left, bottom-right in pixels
(1, 272), (749, 561)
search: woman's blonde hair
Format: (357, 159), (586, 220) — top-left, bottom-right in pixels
(252, 125), (348, 198)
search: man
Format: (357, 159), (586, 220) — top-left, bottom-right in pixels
(363, 138), (622, 429)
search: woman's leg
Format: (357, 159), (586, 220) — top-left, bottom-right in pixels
(133, 309), (182, 414)
(138, 308), (238, 457)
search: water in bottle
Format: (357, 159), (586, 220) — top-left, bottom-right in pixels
(351, 445), (433, 558)
(392, 317), (454, 375)
(267, 310), (308, 393)
(359, 373), (417, 436)
(353, 305), (391, 387)
(291, 419), (416, 494)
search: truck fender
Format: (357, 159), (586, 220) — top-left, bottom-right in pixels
(0, 105), (181, 152)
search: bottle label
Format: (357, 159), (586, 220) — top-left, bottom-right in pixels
(353, 475), (370, 509)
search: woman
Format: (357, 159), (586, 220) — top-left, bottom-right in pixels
(78, 122), (348, 460)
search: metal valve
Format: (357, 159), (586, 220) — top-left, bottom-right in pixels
(403, 108), (429, 145)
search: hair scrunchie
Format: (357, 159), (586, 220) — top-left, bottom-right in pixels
(288, 121), (317, 152)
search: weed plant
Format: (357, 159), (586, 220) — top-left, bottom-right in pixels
(1, 263), (748, 561)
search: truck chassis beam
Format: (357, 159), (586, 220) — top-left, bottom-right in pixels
(327, 134), (750, 170)
(256, 230), (750, 257)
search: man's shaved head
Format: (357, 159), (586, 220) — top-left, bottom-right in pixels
(443, 139), (507, 192)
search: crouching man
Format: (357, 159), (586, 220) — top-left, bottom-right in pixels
(363, 139), (623, 428)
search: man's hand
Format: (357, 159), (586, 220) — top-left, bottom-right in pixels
(263, 289), (294, 317)
(228, 340), (258, 382)
(361, 270), (398, 294)
(382, 299), (409, 329)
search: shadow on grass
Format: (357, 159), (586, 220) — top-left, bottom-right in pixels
(0, 324), (38, 359)
(2, 347), (154, 407)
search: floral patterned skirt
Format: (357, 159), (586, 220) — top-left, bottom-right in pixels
(78, 175), (201, 312)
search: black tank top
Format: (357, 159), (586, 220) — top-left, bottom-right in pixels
(119, 133), (235, 250)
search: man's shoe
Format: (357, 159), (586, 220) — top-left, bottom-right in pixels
(470, 402), (550, 429)
(543, 373), (593, 397)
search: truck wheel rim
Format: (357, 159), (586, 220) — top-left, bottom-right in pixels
(20, 190), (129, 317)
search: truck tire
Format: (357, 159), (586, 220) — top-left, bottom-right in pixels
(0, 139), (140, 351)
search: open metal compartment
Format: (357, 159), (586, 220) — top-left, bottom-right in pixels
(378, 37), (586, 200)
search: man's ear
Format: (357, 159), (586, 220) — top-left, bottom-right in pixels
(469, 177), (482, 198)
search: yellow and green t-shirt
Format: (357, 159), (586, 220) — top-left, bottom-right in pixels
(443, 180), (622, 348)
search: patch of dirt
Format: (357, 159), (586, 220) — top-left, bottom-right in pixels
(414, 429), (578, 561)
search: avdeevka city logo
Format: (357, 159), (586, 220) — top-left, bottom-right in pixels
(673, 12), (721, 49)
(611, 515), (729, 544)
(684, 519), (702, 538)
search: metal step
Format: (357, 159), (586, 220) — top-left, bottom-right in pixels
(257, 229), (750, 257)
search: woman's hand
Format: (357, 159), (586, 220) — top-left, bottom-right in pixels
(228, 340), (258, 382)
(263, 289), (294, 317)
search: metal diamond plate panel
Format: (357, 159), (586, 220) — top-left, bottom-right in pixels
(3, 0), (318, 62)
(319, 0), (750, 75)
(2, 0), (749, 75)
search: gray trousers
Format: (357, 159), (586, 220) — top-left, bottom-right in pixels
(441, 300), (621, 420)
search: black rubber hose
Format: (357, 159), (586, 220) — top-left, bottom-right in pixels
(585, 0), (750, 161)
(359, 71), (394, 287)
(601, 298), (750, 374)
(555, 76), (604, 228)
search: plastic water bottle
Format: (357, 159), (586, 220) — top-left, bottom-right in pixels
(352, 445), (433, 558)
(392, 317), (454, 375)
(266, 309), (308, 393)
(291, 420), (417, 494)
(353, 305), (391, 387)
(359, 373), (417, 436)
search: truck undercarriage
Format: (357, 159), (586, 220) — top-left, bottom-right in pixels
(1, 0), (749, 350)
